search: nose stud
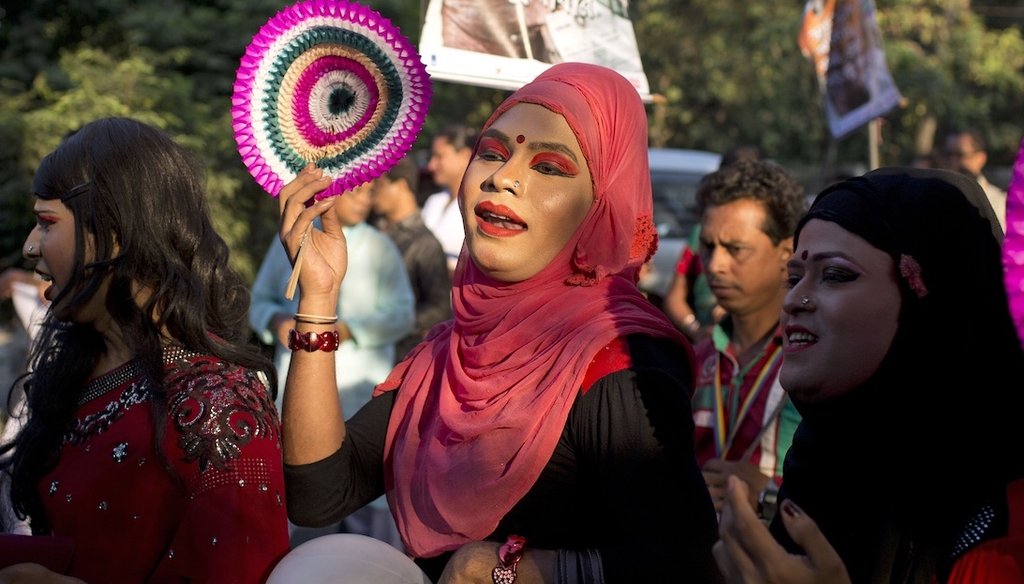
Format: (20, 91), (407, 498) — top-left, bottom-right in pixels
(800, 296), (810, 307)
(26, 244), (34, 254)
(513, 180), (520, 189)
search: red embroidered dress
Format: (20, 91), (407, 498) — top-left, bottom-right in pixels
(38, 347), (289, 583)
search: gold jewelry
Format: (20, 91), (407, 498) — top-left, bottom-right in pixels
(293, 312), (339, 325)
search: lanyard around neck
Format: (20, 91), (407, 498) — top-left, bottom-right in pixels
(712, 344), (783, 459)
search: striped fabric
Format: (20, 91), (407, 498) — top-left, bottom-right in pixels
(692, 322), (801, 483)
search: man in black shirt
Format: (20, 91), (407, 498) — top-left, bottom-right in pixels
(371, 157), (453, 362)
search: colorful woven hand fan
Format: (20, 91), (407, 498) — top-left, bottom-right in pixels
(1004, 136), (1024, 348)
(232, 0), (431, 199)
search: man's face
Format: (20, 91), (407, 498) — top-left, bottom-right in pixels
(331, 183), (373, 227)
(941, 134), (986, 178)
(427, 137), (473, 193)
(371, 176), (401, 219)
(699, 198), (792, 319)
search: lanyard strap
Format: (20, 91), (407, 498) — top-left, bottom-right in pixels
(712, 344), (783, 458)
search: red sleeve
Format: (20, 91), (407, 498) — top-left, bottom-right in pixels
(675, 247), (695, 276)
(947, 480), (1024, 584)
(581, 336), (633, 394)
(687, 254), (704, 280)
(150, 358), (290, 583)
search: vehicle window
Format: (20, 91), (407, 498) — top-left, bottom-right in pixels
(651, 171), (702, 239)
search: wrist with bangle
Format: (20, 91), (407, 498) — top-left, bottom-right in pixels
(288, 312), (341, 352)
(294, 312), (339, 325)
(681, 313), (701, 335)
(757, 483), (780, 523)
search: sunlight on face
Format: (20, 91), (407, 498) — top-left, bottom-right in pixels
(459, 104), (594, 282)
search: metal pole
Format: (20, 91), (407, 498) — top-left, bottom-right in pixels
(868, 118), (880, 170)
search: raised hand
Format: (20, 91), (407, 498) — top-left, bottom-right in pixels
(278, 164), (347, 304)
(713, 476), (851, 584)
(702, 458), (772, 513)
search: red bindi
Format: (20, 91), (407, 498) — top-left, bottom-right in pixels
(801, 250), (809, 260)
(516, 134), (525, 144)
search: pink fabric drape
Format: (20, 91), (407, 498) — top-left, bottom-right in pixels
(374, 63), (690, 557)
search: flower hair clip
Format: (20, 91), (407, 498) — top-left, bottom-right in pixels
(899, 254), (928, 298)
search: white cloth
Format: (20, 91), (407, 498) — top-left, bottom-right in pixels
(420, 190), (465, 273)
(1, 395), (30, 534)
(11, 281), (47, 341)
(2, 282), (42, 534)
(267, 534), (431, 584)
(249, 222), (415, 417)
(978, 174), (1007, 232)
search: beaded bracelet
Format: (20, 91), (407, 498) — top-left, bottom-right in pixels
(287, 329), (340, 352)
(294, 312), (339, 325)
(492, 535), (527, 584)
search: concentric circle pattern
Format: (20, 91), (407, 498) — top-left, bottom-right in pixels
(233, 0), (431, 199)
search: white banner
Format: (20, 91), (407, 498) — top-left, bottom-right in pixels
(419, 0), (651, 98)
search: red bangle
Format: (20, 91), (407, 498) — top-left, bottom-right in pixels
(492, 535), (527, 584)
(287, 329), (340, 352)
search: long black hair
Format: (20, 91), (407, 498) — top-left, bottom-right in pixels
(0, 117), (276, 533)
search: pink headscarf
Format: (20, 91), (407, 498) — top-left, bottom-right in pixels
(374, 63), (690, 557)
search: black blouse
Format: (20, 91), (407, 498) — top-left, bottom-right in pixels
(284, 334), (720, 583)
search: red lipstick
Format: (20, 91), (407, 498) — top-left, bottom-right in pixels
(475, 201), (527, 237)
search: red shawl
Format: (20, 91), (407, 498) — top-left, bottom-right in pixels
(374, 63), (690, 557)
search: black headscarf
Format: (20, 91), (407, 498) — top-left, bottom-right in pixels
(771, 168), (1024, 582)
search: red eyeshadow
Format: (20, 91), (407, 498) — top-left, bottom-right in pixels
(478, 137), (510, 158)
(530, 153), (579, 175)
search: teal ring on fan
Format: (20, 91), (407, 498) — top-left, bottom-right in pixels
(257, 26), (403, 178)
(232, 0), (432, 199)
(294, 55), (379, 147)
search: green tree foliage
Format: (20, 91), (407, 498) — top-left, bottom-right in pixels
(632, 0), (1023, 171)
(0, 0), (1020, 280)
(0, 0), (301, 279)
(884, 0), (1024, 164)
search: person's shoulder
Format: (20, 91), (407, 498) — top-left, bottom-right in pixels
(585, 334), (692, 392)
(623, 334), (692, 376)
(979, 174), (1007, 198)
(421, 191), (450, 210)
(573, 335), (694, 422)
(164, 351), (272, 406)
(409, 222), (445, 249)
(163, 350), (280, 468)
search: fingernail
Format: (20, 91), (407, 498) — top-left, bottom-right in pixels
(782, 499), (801, 518)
